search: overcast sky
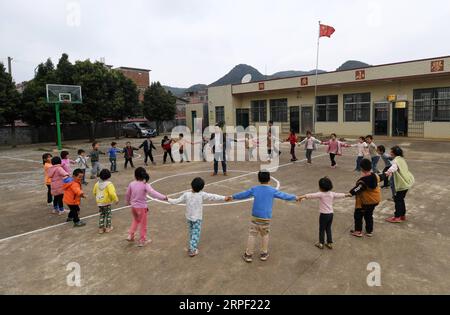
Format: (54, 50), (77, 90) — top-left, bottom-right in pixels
(1, 0), (450, 87)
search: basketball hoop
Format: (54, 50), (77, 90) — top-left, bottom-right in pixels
(46, 85), (81, 104)
(45, 84), (82, 150)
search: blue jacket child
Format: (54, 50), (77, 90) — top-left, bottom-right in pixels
(231, 171), (299, 263)
(107, 142), (123, 172)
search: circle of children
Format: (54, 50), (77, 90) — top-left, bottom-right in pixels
(42, 130), (414, 261)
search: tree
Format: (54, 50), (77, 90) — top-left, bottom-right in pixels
(71, 60), (114, 141)
(21, 58), (57, 127)
(142, 82), (176, 133)
(54, 54), (78, 124)
(21, 54), (140, 142)
(22, 56), (77, 128)
(55, 53), (75, 85)
(108, 71), (139, 139)
(0, 63), (21, 147)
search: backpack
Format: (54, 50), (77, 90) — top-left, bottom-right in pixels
(95, 182), (110, 203)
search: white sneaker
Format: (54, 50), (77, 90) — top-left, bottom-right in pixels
(137, 240), (152, 247)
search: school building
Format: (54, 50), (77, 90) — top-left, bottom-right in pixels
(187, 56), (450, 139)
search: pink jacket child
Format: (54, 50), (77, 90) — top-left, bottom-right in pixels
(60, 151), (76, 174)
(47, 158), (70, 213)
(302, 191), (347, 214)
(299, 177), (351, 249)
(321, 134), (351, 168)
(125, 167), (167, 247)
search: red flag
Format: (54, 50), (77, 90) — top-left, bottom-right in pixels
(319, 24), (335, 38)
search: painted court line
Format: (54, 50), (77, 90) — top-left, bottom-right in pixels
(0, 205), (132, 243)
(0, 153), (327, 243)
(0, 170), (42, 175)
(148, 170), (281, 207)
(150, 153), (327, 200)
(0, 156), (41, 163)
(408, 159), (450, 165)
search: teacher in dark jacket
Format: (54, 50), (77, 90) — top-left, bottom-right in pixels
(211, 122), (228, 176)
(139, 136), (157, 166)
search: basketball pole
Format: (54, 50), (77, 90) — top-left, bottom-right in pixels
(55, 103), (62, 150)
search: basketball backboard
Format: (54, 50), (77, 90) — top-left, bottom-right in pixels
(46, 84), (82, 104)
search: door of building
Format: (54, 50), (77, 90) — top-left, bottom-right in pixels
(392, 102), (408, 137)
(289, 106), (300, 133)
(374, 102), (389, 136)
(236, 109), (250, 129)
(202, 104), (209, 130)
(191, 111), (197, 133)
(301, 106), (313, 134)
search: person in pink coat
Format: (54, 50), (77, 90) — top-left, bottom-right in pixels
(61, 151), (76, 174)
(47, 156), (70, 215)
(126, 167), (168, 247)
(321, 133), (351, 168)
(299, 177), (351, 249)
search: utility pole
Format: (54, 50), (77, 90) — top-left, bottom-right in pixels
(7, 57), (16, 148)
(7, 57), (13, 76)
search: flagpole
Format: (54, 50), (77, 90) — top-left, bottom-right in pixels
(313, 20), (321, 133)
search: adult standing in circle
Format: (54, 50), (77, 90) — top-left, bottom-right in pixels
(267, 120), (281, 161)
(139, 135), (157, 166)
(383, 146), (414, 223)
(211, 122), (228, 176)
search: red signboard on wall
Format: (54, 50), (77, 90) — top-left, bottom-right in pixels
(258, 82), (265, 90)
(355, 70), (366, 80)
(300, 77), (309, 86)
(431, 60), (444, 72)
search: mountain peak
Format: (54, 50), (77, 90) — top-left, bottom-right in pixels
(165, 60), (371, 94)
(209, 64), (265, 87)
(336, 60), (371, 71)
(186, 84), (208, 93)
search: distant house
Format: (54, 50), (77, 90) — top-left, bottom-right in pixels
(16, 81), (28, 94)
(114, 67), (151, 102)
(175, 97), (189, 126)
(185, 87), (209, 132)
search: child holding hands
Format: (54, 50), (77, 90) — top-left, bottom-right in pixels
(299, 177), (351, 249)
(93, 169), (119, 234)
(321, 133), (351, 168)
(126, 167), (168, 247)
(298, 131), (321, 164)
(229, 171), (301, 263)
(349, 159), (381, 237)
(168, 177), (230, 257)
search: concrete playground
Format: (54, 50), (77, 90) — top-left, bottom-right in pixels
(0, 136), (449, 294)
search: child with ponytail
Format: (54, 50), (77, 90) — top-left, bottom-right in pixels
(125, 167), (168, 247)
